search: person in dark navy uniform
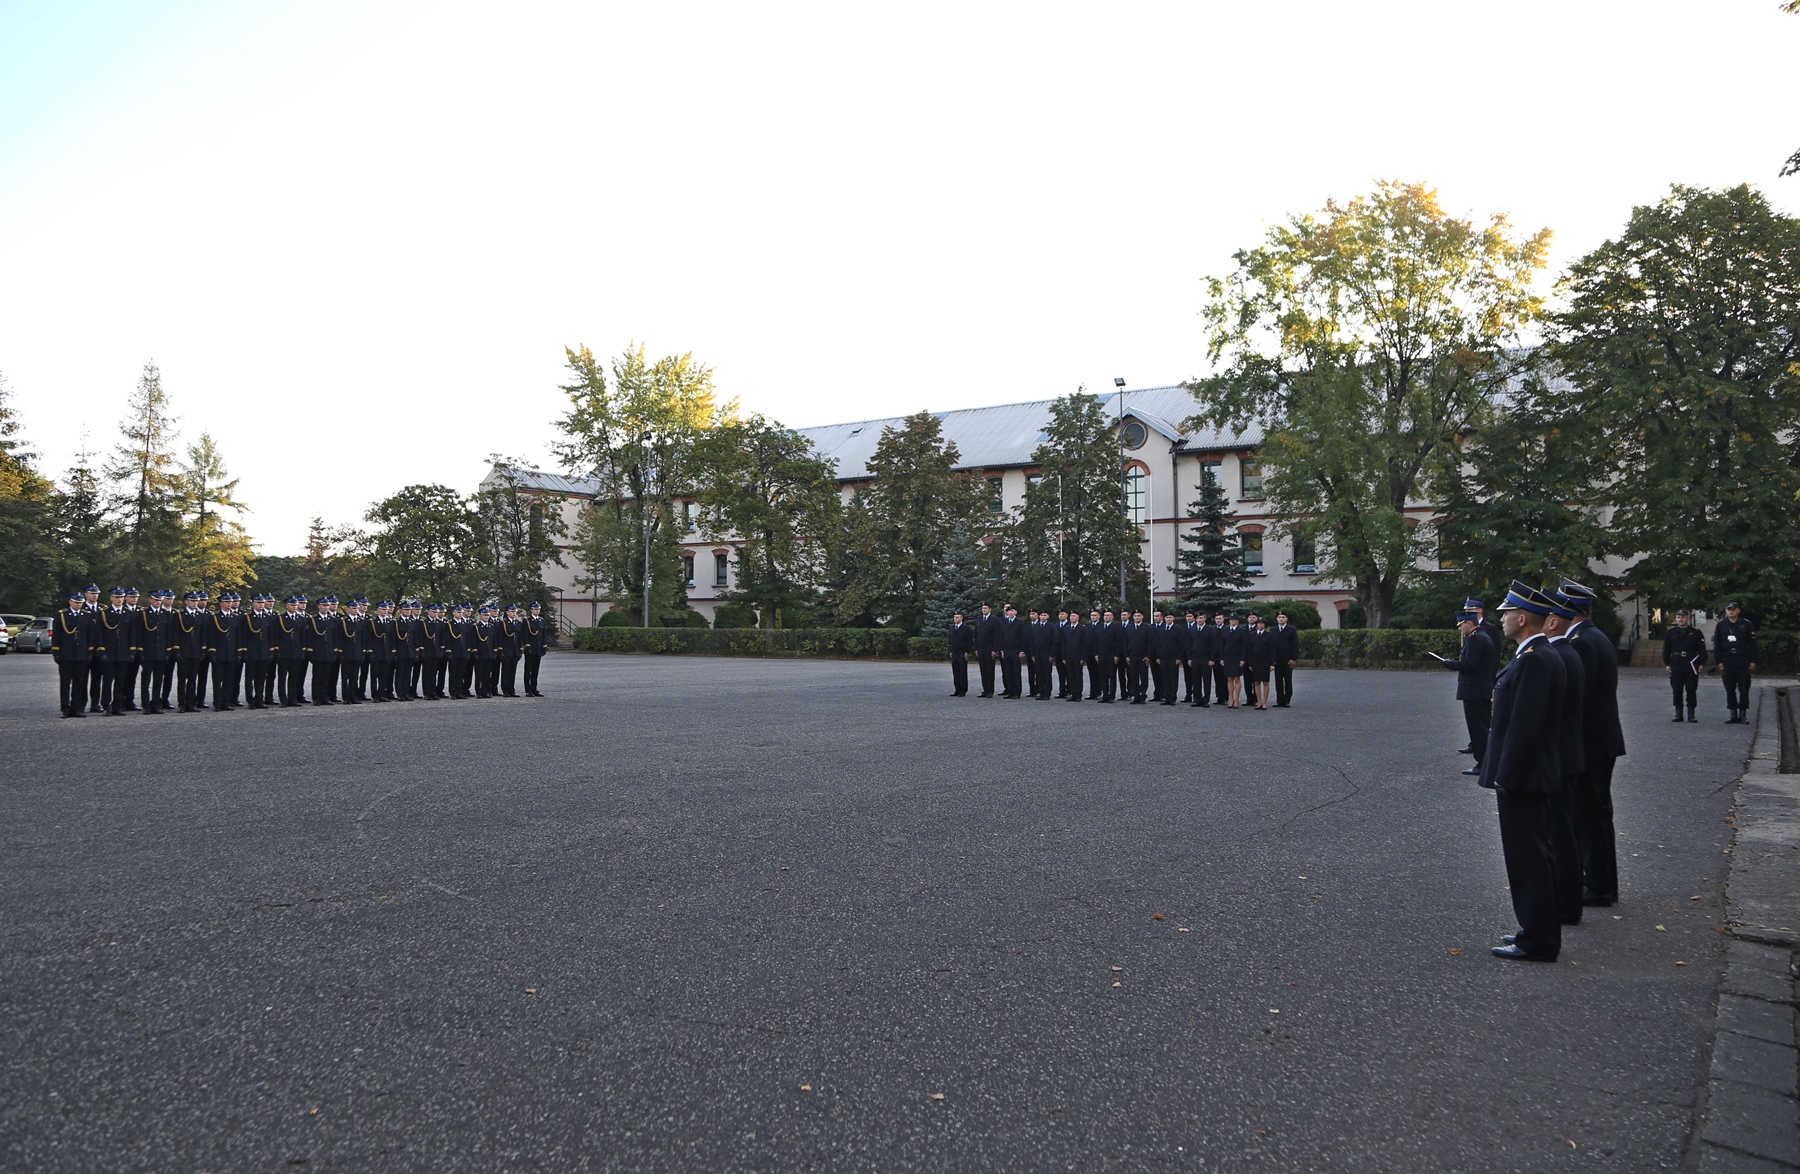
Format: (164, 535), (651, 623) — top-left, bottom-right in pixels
(997, 605), (1024, 699)
(1121, 610), (1149, 704)
(1186, 611), (1215, 708)
(117, 588), (145, 710)
(208, 591), (246, 710)
(1027, 610), (1056, 700)
(1153, 611), (1182, 705)
(366, 600), (396, 701)
(334, 598), (365, 703)
(274, 596), (309, 706)
(1542, 593), (1588, 928)
(136, 590), (174, 714)
(523, 602), (549, 697)
(972, 603), (998, 698)
(1084, 609), (1105, 699)
(1560, 578), (1626, 908)
(174, 592), (211, 712)
(80, 584), (107, 712)
(94, 588), (132, 715)
(1481, 583), (1567, 962)
(1093, 609), (1119, 702)
(1438, 611), (1497, 775)
(1246, 617), (1274, 709)
(1209, 613), (1231, 707)
(1052, 609), (1070, 698)
(1271, 612), (1301, 707)
(1061, 611), (1087, 702)
(1662, 609), (1706, 722)
(309, 596), (340, 705)
(446, 604), (472, 699)
(497, 604), (524, 697)
(51, 591), (94, 717)
(1464, 597), (1504, 663)
(424, 603), (450, 699)
(240, 593), (274, 709)
(1219, 614), (1248, 708)
(1712, 602), (1759, 724)
(946, 612), (973, 696)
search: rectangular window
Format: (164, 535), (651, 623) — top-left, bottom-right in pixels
(682, 554), (695, 585)
(1436, 530), (1457, 570)
(1242, 532), (1264, 574)
(682, 500), (695, 532)
(1125, 467), (1147, 525)
(987, 475), (1005, 514)
(714, 553), (729, 587)
(1291, 534), (1315, 574)
(1240, 457), (1263, 499)
(1199, 459), (1222, 490)
(1025, 472), (1043, 494)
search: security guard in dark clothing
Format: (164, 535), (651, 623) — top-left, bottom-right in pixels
(1061, 612), (1087, 701)
(1439, 611), (1497, 775)
(1662, 610), (1706, 722)
(1712, 603), (1759, 724)
(51, 592), (95, 718)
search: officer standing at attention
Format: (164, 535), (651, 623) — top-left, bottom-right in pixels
(1439, 611), (1497, 776)
(82, 584), (106, 713)
(423, 603), (450, 700)
(210, 591), (246, 710)
(240, 593), (274, 709)
(1712, 603), (1759, 724)
(1560, 579), (1626, 908)
(137, 590), (174, 714)
(997, 604), (1025, 700)
(51, 591), (94, 718)
(1662, 609), (1706, 722)
(175, 592), (211, 712)
(1094, 609), (1119, 702)
(1482, 583), (1567, 962)
(1271, 612), (1300, 707)
(523, 602), (548, 697)
(309, 596), (339, 705)
(498, 604), (525, 697)
(95, 588), (132, 715)
(946, 611), (973, 696)
(973, 603), (999, 698)
(1061, 609), (1087, 702)
(1465, 597), (1504, 659)
(1542, 593), (1589, 927)
(447, 603), (472, 699)
(119, 588), (146, 711)
(1052, 609), (1070, 699)
(275, 596), (309, 706)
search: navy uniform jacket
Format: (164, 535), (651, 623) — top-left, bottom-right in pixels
(499, 617), (524, 657)
(1271, 623), (1301, 663)
(1480, 618), (1505, 656)
(1713, 617), (1758, 666)
(335, 614), (365, 663)
(1245, 628), (1273, 671)
(136, 606), (173, 663)
(1663, 626), (1707, 671)
(176, 609), (210, 659)
(1124, 621), (1151, 658)
(394, 617), (416, 662)
(1548, 638), (1587, 776)
(421, 618), (446, 659)
(1152, 622), (1181, 661)
(473, 620), (497, 660)
(1189, 623), (1217, 662)
(1439, 629), (1497, 701)
(998, 617), (1024, 654)
(523, 616), (548, 655)
(1025, 620), (1052, 660)
(366, 617), (395, 662)
(447, 618), (471, 660)
(1569, 620), (1626, 764)
(1061, 622), (1088, 661)
(974, 614), (999, 654)
(50, 608), (95, 663)
(272, 612), (307, 658)
(207, 611), (244, 663)
(1478, 634), (1566, 793)
(947, 622), (974, 655)
(241, 610), (274, 662)
(93, 606), (132, 662)
(1219, 624), (1248, 667)
(1094, 622), (1119, 660)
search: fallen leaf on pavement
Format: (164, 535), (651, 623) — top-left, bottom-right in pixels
(1449, 948), (1461, 955)
(1655, 925), (1667, 932)
(800, 1084), (812, 1091)
(929, 1092), (945, 1100)
(1154, 913), (1164, 920)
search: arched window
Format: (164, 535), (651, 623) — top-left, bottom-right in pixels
(1125, 466), (1148, 525)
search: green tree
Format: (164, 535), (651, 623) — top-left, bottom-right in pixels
(693, 414), (840, 628)
(178, 431), (256, 595)
(1546, 183), (1800, 622)
(363, 483), (479, 602)
(469, 463), (567, 607)
(552, 344), (731, 624)
(922, 523), (991, 632)
(837, 411), (985, 633)
(1189, 181), (1551, 628)
(1006, 391), (1150, 612)
(56, 440), (114, 593)
(105, 361), (187, 588)
(1172, 465), (1253, 614)
(0, 372), (65, 611)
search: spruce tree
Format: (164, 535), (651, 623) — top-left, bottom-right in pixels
(923, 524), (990, 633)
(1173, 466), (1252, 614)
(105, 361), (186, 587)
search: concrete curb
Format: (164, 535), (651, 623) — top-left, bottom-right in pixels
(1694, 685), (1800, 1171)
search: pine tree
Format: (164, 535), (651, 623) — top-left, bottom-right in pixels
(105, 361), (185, 587)
(1173, 466), (1252, 614)
(57, 439), (114, 592)
(0, 372), (65, 610)
(922, 524), (991, 633)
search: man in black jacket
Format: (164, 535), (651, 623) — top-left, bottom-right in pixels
(175, 592), (212, 713)
(1152, 611), (1182, 705)
(51, 591), (94, 718)
(274, 596), (309, 706)
(1271, 612), (1301, 707)
(1186, 612), (1213, 707)
(973, 603), (998, 698)
(947, 612), (973, 696)
(1027, 611), (1055, 699)
(522, 602), (548, 697)
(1561, 579), (1627, 907)
(1124, 611), (1152, 704)
(1062, 612), (1086, 701)
(1543, 596), (1589, 927)
(1465, 596), (1504, 662)
(1094, 610), (1119, 702)
(1662, 609), (1706, 722)
(1712, 602), (1759, 724)
(998, 605), (1025, 699)
(1481, 583), (1567, 962)
(1439, 611), (1497, 775)
(240, 594), (275, 709)
(136, 590), (174, 714)
(209, 592), (245, 711)
(93, 587), (133, 715)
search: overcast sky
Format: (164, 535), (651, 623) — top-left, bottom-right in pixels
(2, 1), (1796, 553)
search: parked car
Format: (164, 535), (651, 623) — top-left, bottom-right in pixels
(7, 616), (55, 654)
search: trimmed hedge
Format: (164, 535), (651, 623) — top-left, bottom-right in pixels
(1751, 630), (1798, 674)
(1298, 628), (1463, 667)
(574, 626), (922, 659)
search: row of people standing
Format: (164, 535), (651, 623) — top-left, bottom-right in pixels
(48, 585), (551, 716)
(947, 604), (1302, 710)
(1453, 581), (1626, 965)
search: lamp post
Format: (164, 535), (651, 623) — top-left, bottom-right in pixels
(1115, 376), (1127, 607)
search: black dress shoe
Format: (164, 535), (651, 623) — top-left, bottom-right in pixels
(1581, 891), (1616, 907)
(1461, 766), (1481, 775)
(1458, 746), (1474, 754)
(1491, 944), (1555, 962)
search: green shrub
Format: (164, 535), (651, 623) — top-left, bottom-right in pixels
(1257, 599), (1322, 629)
(908, 636), (950, 661)
(1756, 629), (1797, 674)
(713, 603), (758, 629)
(662, 609), (709, 628)
(572, 627), (916, 659)
(1297, 628), (1463, 666)
(594, 608), (630, 628)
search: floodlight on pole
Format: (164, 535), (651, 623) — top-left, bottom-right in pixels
(1115, 376), (1127, 607)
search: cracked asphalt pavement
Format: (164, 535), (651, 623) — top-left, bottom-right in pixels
(0, 654), (1753, 1171)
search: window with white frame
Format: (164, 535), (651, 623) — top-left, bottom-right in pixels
(1242, 532), (1264, 574)
(1125, 466), (1147, 525)
(714, 552), (729, 587)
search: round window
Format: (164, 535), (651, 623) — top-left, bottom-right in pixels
(1119, 420), (1148, 450)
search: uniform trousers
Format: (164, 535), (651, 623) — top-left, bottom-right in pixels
(1025, 655), (1042, 698)
(211, 661), (241, 708)
(1192, 662), (1213, 705)
(139, 658), (166, 711)
(949, 653), (968, 696)
(999, 654), (1022, 699)
(280, 657), (307, 705)
(1182, 660), (1199, 701)
(1670, 664), (1700, 710)
(450, 658), (471, 698)
(1130, 658), (1149, 702)
(1577, 758), (1619, 901)
(152, 660), (175, 709)
(1212, 663), (1230, 702)
(1063, 658), (1083, 700)
(312, 658), (338, 704)
(1495, 789), (1560, 959)
(89, 659), (110, 712)
(976, 651), (996, 696)
(1274, 663), (1294, 706)
(261, 660), (279, 705)
(1721, 663), (1752, 711)
(58, 661), (88, 714)
(178, 657), (209, 711)
(1549, 777), (1584, 925)
(523, 652), (542, 695)
(370, 661), (394, 701)
(1116, 659), (1132, 699)
(113, 659), (137, 712)
(1462, 698), (1492, 766)
(1031, 657), (1051, 699)
(499, 655), (520, 697)
(1054, 656), (1068, 697)
(1086, 655), (1104, 699)
(243, 659), (269, 706)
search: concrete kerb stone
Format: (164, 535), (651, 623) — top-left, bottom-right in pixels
(1693, 683), (1800, 1171)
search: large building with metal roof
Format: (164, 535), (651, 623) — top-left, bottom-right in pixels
(490, 383), (1446, 632)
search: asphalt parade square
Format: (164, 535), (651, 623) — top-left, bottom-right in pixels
(0, 653), (1754, 1171)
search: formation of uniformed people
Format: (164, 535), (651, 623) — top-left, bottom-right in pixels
(947, 603), (1302, 710)
(1447, 579), (1627, 964)
(48, 584), (552, 717)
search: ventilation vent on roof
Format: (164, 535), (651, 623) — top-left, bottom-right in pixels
(849, 425), (863, 435)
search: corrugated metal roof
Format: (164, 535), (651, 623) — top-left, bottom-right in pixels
(799, 385), (1260, 480)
